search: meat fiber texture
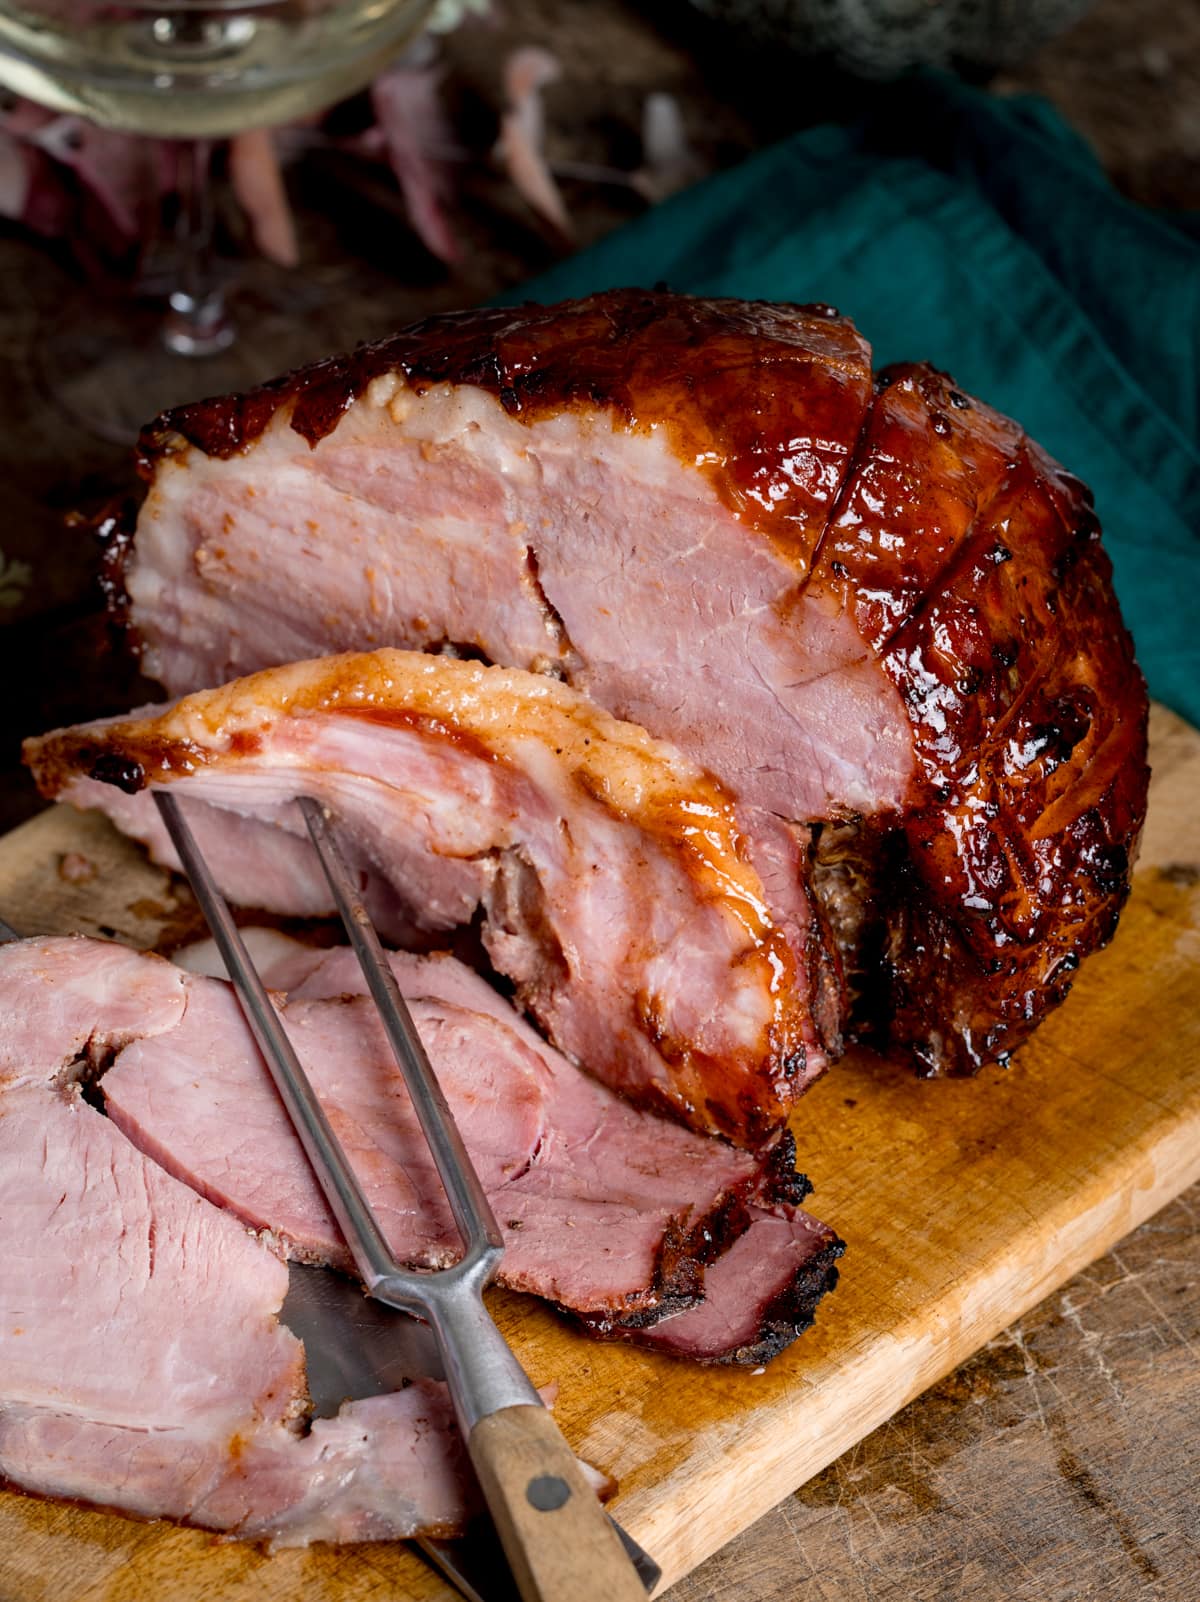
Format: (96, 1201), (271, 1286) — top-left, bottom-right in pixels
(26, 649), (840, 1147)
(110, 288), (1149, 1075)
(165, 934), (843, 1355)
(0, 936), (470, 1546)
(104, 939), (839, 1333)
(0, 938), (841, 1533)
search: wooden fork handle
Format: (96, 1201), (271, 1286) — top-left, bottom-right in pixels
(468, 1404), (649, 1602)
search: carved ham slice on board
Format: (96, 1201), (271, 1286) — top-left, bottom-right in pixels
(26, 649), (841, 1146)
(0, 936), (469, 1546)
(110, 288), (1148, 1077)
(1, 930), (842, 1363)
(103, 942), (841, 1335)
(110, 938), (841, 1356)
(0, 933), (839, 1543)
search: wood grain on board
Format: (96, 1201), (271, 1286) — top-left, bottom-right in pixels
(0, 704), (1197, 1602)
(669, 1180), (1200, 1601)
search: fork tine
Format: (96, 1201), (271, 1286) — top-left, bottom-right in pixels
(154, 789), (658, 1599)
(297, 796), (504, 1262)
(153, 791), (400, 1291)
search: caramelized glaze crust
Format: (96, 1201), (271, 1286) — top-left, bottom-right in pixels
(140, 289), (873, 569)
(811, 364), (1148, 1069)
(115, 290), (1148, 1077)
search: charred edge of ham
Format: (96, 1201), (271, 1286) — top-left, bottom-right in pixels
(567, 1132), (821, 1342)
(93, 497), (141, 648)
(614, 1130), (816, 1325)
(570, 1232), (845, 1366)
(657, 1236), (844, 1368)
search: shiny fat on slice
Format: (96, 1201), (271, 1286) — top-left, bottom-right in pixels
(0, 935), (469, 1546)
(26, 649), (842, 1145)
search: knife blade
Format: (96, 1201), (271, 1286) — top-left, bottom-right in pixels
(0, 908), (659, 1601)
(281, 1263), (661, 1599)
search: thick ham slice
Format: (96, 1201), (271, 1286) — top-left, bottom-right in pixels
(26, 650), (840, 1145)
(5, 929), (807, 1549)
(0, 936), (469, 1545)
(145, 939), (843, 1360)
(0, 932), (840, 1359)
(110, 289), (1148, 1075)
(103, 943), (815, 1324)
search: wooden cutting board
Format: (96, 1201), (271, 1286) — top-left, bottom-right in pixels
(1, 704), (1197, 1602)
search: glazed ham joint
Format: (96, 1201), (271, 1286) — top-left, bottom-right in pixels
(103, 286), (1148, 1080)
(12, 288), (1148, 1542)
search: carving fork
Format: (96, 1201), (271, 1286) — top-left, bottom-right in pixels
(154, 792), (654, 1602)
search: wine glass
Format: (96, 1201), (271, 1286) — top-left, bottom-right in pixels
(0, 0), (439, 436)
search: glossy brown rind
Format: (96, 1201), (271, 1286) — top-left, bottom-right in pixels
(117, 291), (1148, 1079)
(811, 364), (1149, 1071)
(138, 290), (874, 570)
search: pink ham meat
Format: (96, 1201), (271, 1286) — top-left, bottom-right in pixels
(103, 943), (816, 1325)
(117, 294), (885, 822)
(286, 949), (843, 1358)
(0, 935), (469, 1544)
(117, 941), (842, 1358)
(111, 289), (1148, 1079)
(26, 650), (840, 1146)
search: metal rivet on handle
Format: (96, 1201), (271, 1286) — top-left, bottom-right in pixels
(526, 1474), (571, 1512)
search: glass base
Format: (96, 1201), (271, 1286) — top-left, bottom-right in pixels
(36, 288), (256, 445)
(163, 288), (236, 358)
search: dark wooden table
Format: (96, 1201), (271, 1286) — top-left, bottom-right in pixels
(2, 2), (1196, 1596)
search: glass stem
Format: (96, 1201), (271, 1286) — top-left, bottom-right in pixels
(163, 139), (234, 357)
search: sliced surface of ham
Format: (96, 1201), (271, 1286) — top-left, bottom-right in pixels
(104, 943), (807, 1322)
(150, 938), (843, 1359)
(0, 935), (469, 1545)
(0, 930), (840, 1356)
(110, 289), (1148, 1076)
(26, 649), (839, 1145)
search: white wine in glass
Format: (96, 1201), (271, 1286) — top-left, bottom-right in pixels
(0, 0), (439, 138)
(0, 0), (439, 437)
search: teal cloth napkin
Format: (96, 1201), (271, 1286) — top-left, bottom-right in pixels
(510, 72), (1200, 728)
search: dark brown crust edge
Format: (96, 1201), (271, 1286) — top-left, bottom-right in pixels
(684, 1235), (844, 1369)
(566, 1132), (821, 1344)
(136, 289), (868, 472)
(571, 1233), (845, 1367)
(572, 1129), (814, 1327)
